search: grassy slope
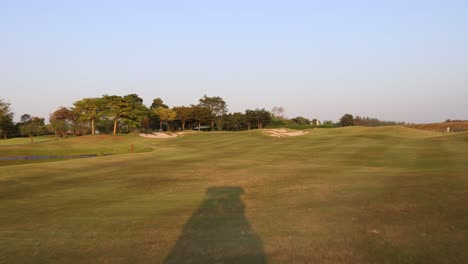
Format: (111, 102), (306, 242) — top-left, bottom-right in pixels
(0, 134), (153, 166)
(407, 121), (468, 132)
(0, 127), (467, 263)
(0, 136), (56, 146)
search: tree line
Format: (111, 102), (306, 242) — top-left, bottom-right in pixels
(339, 114), (408, 127)
(0, 96), (407, 140)
(0, 95), (283, 140)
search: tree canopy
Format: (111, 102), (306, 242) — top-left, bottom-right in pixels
(153, 107), (177, 131)
(151, 98), (168, 109)
(340, 114), (354, 127)
(173, 106), (193, 131)
(73, 97), (104, 135)
(0, 99), (14, 139)
(19, 115), (45, 142)
(198, 95), (228, 130)
(1, 94), (406, 137)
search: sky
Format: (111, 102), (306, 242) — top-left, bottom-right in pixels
(1, 0), (467, 123)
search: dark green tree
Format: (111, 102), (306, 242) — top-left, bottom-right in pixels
(223, 112), (246, 131)
(290, 116), (311, 125)
(49, 106), (73, 138)
(339, 114), (354, 127)
(0, 99), (15, 139)
(253, 109), (272, 129)
(173, 106), (193, 131)
(19, 115), (45, 142)
(153, 107), (177, 131)
(151, 98), (168, 109)
(103, 94), (146, 135)
(74, 97), (104, 135)
(245, 109), (271, 129)
(198, 95), (228, 130)
(244, 110), (256, 130)
(191, 105), (213, 131)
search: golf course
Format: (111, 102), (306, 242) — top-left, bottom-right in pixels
(1, 127), (467, 263)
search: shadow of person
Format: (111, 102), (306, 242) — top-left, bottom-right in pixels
(164, 186), (266, 264)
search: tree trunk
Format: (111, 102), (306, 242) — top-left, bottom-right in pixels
(248, 122), (251, 130)
(91, 119), (95, 135)
(160, 120), (163, 131)
(29, 133), (33, 143)
(258, 122), (263, 129)
(182, 120), (186, 131)
(211, 120), (215, 130)
(113, 119), (117, 135)
(217, 117), (223, 131)
(198, 122), (201, 131)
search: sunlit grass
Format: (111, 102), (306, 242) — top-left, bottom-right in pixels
(0, 135), (56, 145)
(1, 127), (467, 263)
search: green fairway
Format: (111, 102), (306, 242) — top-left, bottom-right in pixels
(0, 136), (56, 146)
(0, 134), (153, 166)
(1, 127), (467, 263)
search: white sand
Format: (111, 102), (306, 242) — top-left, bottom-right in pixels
(265, 129), (309, 137)
(139, 132), (180, 139)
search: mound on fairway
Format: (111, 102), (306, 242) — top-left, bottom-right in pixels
(1, 127), (467, 263)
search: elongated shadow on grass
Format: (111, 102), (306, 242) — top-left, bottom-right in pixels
(164, 186), (266, 264)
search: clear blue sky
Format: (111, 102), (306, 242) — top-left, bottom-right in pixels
(1, 0), (467, 123)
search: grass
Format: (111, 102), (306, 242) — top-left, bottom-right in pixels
(0, 134), (153, 166)
(407, 121), (468, 132)
(0, 127), (467, 263)
(0, 135), (56, 146)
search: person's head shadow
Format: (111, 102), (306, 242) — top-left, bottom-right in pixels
(164, 186), (266, 264)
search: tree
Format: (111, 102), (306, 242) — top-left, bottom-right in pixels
(198, 95), (228, 130)
(271, 106), (285, 118)
(123, 94), (148, 132)
(173, 106), (193, 131)
(339, 114), (354, 127)
(253, 109), (271, 129)
(0, 99), (14, 139)
(190, 105), (213, 131)
(244, 110), (256, 130)
(101, 94), (147, 135)
(231, 112), (246, 130)
(153, 107), (177, 131)
(74, 97), (104, 135)
(270, 115), (288, 126)
(151, 98), (168, 109)
(270, 106), (288, 126)
(102, 95), (124, 135)
(19, 115), (45, 142)
(48, 120), (68, 138)
(49, 106), (73, 138)
(245, 109), (271, 129)
(353, 115), (406, 127)
(290, 116), (311, 125)
(223, 112), (246, 131)
(322, 120), (336, 128)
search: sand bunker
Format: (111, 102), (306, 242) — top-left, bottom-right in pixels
(139, 132), (185, 139)
(265, 129), (309, 137)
